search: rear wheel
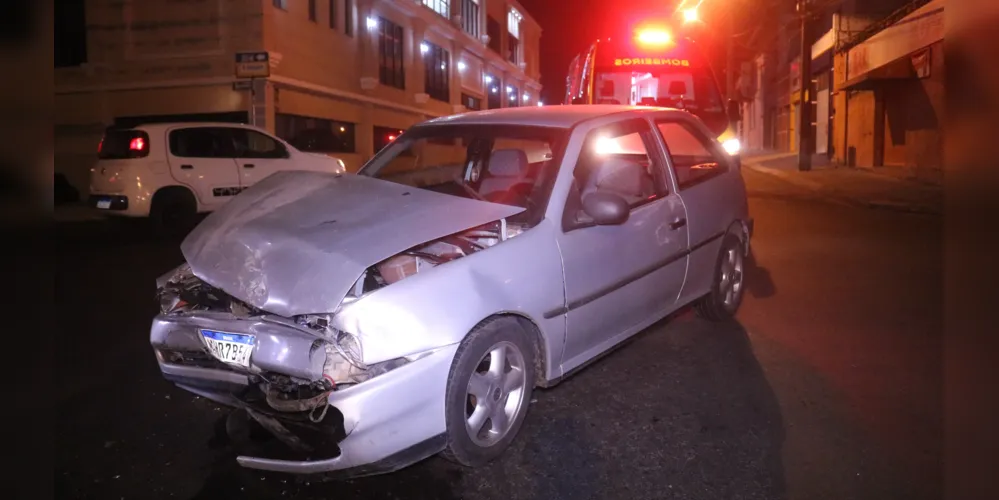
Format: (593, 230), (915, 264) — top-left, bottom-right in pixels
(441, 317), (535, 467)
(694, 233), (746, 321)
(149, 188), (197, 237)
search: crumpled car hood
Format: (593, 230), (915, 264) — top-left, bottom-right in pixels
(181, 171), (524, 318)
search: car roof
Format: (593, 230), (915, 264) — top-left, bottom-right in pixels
(421, 105), (693, 129)
(117, 122), (260, 132)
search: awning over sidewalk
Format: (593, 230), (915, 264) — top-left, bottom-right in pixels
(836, 0), (945, 91)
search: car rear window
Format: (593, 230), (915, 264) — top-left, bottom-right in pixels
(98, 129), (151, 160)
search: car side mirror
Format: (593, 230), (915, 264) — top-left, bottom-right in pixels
(581, 191), (630, 226)
(727, 99), (742, 122)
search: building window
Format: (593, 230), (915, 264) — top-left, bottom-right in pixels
(328, 0), (336, 29)
(273, 0), (287, 10)
(344, 0), (353, 36)
(507, 85), (520, 108)
(486, 16), (501, 54)
(423, 0), (449, 19)
(461, 93), (482, 110)
(423, 41), (450, 103)
(308, 0), (317, 22)
(374, 126), (406, 152)
(461, 0), (480, 38)
(275, 114), (356, 154)
(507, 8), (522, 64)
(378, 17), (405, 89)
(485, 74), (501, 109)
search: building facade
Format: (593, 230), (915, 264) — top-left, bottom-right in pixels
(832, 0), (943, 184)
(54, 0), (542, 194)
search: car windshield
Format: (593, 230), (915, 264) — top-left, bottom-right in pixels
(358, 124), (569, 225)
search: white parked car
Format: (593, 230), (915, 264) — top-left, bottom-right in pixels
(89, 122), (346, 230)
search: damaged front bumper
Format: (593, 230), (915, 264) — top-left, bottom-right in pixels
(151, 312), (458, 476)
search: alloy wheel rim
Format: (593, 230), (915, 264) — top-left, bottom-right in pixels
(464, 341), (527, 447)
(720, 247), (745, 310)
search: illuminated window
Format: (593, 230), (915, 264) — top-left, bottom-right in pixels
(462, 0), (480, 38)
(272, 0), (287, 10)
(485, 73), (501, 109)
(377, 17), (405, 89)
(507, 8), (523, 64)
(423, 41), (450, 102)
(461, 93), (482, 110)
(423, 0), (449, 19)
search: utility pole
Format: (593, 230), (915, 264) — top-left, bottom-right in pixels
(797, 0), (812, 171)
(726, 13), (735, 100)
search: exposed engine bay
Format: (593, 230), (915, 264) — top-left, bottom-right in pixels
(155, 219), (524, 419)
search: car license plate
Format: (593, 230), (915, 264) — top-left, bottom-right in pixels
(96, 199), (111, 209)
(200, 329), (255, 368)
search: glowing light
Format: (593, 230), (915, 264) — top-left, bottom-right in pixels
(509, 94), (516, 101)
(420, 42), (429, 54)
(594, 136), (625, 155)
(457, 61), (466, 71)
(440, 63), (446, 70)
(388, 135), (396, 141)
(366, 17), (378, 29)
(722, 138), (741, 156)
(523, 93), (529, 100)
(637, 29), (672, 45)
(339, 126), (346, 132)
(491, 87), (498, 93)
(484, 75), (493, 83)
(537, 101), (544, 107)
(682, 7), (698, 23)
(506, 86), (513, 93)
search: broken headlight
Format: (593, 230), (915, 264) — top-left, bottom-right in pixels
(296, 314), (364, 369)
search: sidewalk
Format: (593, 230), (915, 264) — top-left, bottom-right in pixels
(741, 152), (942, 215)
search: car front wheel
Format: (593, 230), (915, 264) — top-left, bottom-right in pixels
(695, 232), (746, 321)
(441, 317), (535, 467)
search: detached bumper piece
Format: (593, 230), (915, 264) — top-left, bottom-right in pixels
(223, 384), (346, 464)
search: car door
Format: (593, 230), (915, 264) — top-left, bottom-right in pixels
(228, 127), (293, 190)
(166, 126), (240, 211)
(653, 116), (745, 305)
(555, 118), (690, 374)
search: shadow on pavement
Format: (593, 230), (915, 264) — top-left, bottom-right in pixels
(744, 249), (777, 299)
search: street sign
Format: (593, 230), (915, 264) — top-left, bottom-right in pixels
(235, 51), (270, 78)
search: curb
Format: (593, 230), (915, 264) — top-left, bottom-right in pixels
(743, 162), (941, 215)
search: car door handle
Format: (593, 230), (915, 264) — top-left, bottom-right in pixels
(669, 218), (687, 230)
(243, 163), (255, 169)
(180, 164), (193, 170)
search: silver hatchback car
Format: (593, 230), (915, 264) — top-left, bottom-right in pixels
(151, 105), (753, 477)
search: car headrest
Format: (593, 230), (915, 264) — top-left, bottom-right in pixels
(586, 158), (648, 198)
(487, 149), (529, 177)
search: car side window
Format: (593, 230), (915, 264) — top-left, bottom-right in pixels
(573, 120), (668, 205)
(563, 119), (669, 231)
(654, 120), (728, 189)
(230, 129), (290, 159)
(168, 128), (237, 158)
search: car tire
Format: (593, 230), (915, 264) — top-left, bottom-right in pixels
(441, 316), (536, 467)
(694, 232), (746, 322)
(149, 188), (196, 237)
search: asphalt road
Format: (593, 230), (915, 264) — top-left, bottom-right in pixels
(55, 168), (941, 500)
